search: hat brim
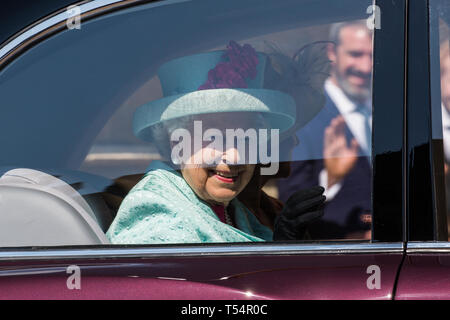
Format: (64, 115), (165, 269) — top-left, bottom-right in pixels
(133, 88), (296, 141)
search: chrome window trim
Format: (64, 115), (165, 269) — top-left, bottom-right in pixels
(0, 243), (404, 261)
(0, 0), (190, 70)
(406, 242), (450, 253)
(1, 0), (128, 66)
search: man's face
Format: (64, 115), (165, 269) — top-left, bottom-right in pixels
(328, 25), (373, 102)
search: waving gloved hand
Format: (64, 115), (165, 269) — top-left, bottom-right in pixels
(273, 186), (326, 241)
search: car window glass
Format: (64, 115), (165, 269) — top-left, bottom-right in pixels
(0, 0), (374, 247)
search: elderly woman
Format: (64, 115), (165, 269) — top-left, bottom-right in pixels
(107, 41), (299, 244)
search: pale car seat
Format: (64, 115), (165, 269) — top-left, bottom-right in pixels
(41, 169), (114, 232)
(0, 168), (110, 246)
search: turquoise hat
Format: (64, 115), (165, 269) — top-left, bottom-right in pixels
(133, 47), (297, 141)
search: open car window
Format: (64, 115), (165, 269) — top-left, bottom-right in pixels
(0, 0), (376, 248)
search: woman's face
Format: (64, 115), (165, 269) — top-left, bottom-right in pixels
(177, 113), (260, 206)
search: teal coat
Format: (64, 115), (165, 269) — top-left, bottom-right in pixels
(106, 161), (273, 244)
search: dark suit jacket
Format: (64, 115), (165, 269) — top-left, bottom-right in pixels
(277, 93), (372, 239)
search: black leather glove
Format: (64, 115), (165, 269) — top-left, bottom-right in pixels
(273, 186), (326, 240)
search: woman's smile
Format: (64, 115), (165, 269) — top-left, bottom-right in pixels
(208, 169), (240, 184)
(182, 162), (254, 206)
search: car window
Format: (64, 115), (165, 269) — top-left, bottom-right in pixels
(430, 0), (450, 241)
(0, 0), (375, 247)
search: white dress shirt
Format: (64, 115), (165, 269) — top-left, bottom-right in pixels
(319, 79), (372, 201)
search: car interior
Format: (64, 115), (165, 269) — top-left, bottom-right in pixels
(0, 0), (373, 246)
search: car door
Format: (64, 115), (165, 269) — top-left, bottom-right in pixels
(0, 0), (406, 300)
(395, 0), (450, 300)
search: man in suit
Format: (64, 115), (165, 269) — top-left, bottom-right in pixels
(278, 21), (373, 239)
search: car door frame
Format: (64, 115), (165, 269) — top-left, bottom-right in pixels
(394, 0), (450, 300)
(0, 0), (408, 300)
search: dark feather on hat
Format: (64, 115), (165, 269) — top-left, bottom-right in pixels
(264, 41), (331, 136)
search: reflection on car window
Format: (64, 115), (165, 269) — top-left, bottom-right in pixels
(431, 0), (450, 241)
(0, 0), (374, 247)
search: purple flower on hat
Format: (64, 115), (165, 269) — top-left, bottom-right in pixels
(199, 62), (247, 90)
(198, 41), (259, 90)
(225, 41), (259, 79)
